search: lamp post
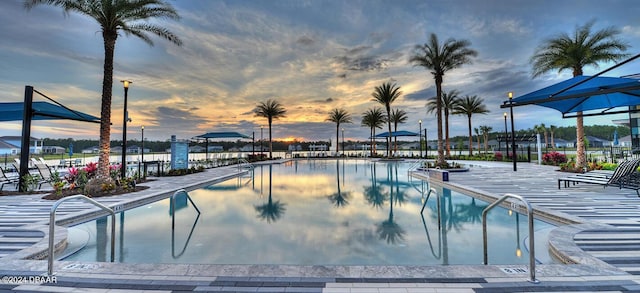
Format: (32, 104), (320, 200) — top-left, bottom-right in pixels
(141, 126), (144, 164)
(341, 128), (345, 156)
(503, 112), (509, 156)
(509, 92), (517, 171)
(260, 126), (264, 158)
(121, 80), (132, 179)
(419, 120), (422, 158)
(424, 128), (428, 158)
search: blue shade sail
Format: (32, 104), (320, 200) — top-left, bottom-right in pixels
(0, 101), (100, 122)
(505, 76), (640, 117)
(373, 130), (419, 138)
(195, 132), (252, 139)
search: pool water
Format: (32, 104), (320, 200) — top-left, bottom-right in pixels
(62, 159), (554, 266)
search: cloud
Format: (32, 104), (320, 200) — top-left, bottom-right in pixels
(296, 35), (315, 46)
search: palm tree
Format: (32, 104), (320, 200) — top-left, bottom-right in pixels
(25, 0), (183, 178)
(426, 90), (459, 157)
(534, 124), (549, 151)
(371, 82), (402, 158)
(480, 125), (492, 154)
(361, 108), (386, 157)
(453, 95), (489, 156)
(549, 125), (557, 149)
(531, 20), (629, 168)
(410, 33), (477, 166)
(327, 108), (352, 155)
(390, 108), (408, 154)
(254, 99), (287, 159)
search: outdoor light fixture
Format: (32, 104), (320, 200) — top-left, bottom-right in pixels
(508, 92), (517, 172)
(419, 120), (422, 158)
(121, 80), (132, 179)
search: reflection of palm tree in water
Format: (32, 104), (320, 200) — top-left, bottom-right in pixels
(376, 163), (405, 244)
(425, 188), (480, 264)
(328, 159), (351, 207)
(254, 165), (286, 223)
(364, 162), (387, 209)
(455, 198), (487, 224)
(392, 163), (409, 206)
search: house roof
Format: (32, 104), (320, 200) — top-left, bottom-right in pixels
(0, 140), (18, 149)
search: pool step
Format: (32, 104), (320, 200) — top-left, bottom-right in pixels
(575, 229), (640, 275)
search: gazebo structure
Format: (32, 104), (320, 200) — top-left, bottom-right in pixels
(194, 131), (251, 160)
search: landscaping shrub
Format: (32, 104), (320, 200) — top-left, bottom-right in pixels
(542, 151), (567, 165)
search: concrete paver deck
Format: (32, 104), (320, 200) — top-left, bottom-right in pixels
(1, 159), (640, 292)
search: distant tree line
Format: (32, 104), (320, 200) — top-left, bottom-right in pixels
(41, 138), (333, 153)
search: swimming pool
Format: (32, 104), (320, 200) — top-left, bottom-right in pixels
(61, 159), (554, 266)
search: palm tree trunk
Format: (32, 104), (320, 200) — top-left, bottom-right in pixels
(573, 68), (586, 168)
(435, 78), (445, 166)
(394, 124), (398, 154)
(335, 124), (339, 154)
(445, 111), (451, 157)
(370, 127), (374, 157)
(484, 134), (488, 153)
(268, 120), (273, 159)
(98, 32), (117, 179)
(543, 131), (549, 151)
(467, 116), (473, 156)
(576, 113), (586, 167)
(386, 108), (392, 158)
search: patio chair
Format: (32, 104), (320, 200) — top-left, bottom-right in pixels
(0, 167), (19, 191)
(558, 159), (640, 195)
(34, 162), (55, 189)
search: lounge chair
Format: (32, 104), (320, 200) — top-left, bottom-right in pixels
(34, 162), (54, 189)
(0, 167), (19, 191)
(558, 159), (640, 195)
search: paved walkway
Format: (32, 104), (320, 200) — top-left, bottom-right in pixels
(1, 160), (640, 292)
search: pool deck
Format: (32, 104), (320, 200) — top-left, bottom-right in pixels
(1, 159), (640, 292)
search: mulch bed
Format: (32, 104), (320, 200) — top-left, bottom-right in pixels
(0, 179), (155, 199)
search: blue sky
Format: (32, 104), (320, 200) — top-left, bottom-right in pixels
(1, 0), (639, 142)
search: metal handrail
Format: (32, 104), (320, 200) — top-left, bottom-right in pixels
(170, 189), (200, 218)
(419, 187), (442, 260)
(237, 158), (254, 172)
(482, 193), (538, 284)
(420, 187), (437, 214)
(407, 159), (426, 175)
(170, 189), (201, 258)
(49, 195), (115, 276)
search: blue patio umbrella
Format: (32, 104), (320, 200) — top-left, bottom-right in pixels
(613, 130), (619, 146)
(69, 143), (74, 157)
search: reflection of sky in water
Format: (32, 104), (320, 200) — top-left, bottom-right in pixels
(65, 159), (554, 265)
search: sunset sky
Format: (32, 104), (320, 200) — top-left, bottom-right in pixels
(1, 0), (639, 142)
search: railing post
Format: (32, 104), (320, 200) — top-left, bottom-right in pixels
(482, 193), (538, 284)
(49, 195), (115, 276)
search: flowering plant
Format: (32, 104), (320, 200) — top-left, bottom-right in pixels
(542, 152), (567, 165)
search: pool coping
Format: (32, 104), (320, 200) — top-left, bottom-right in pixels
(416, 172), (626, 275)
(0, 159), (634, 282)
